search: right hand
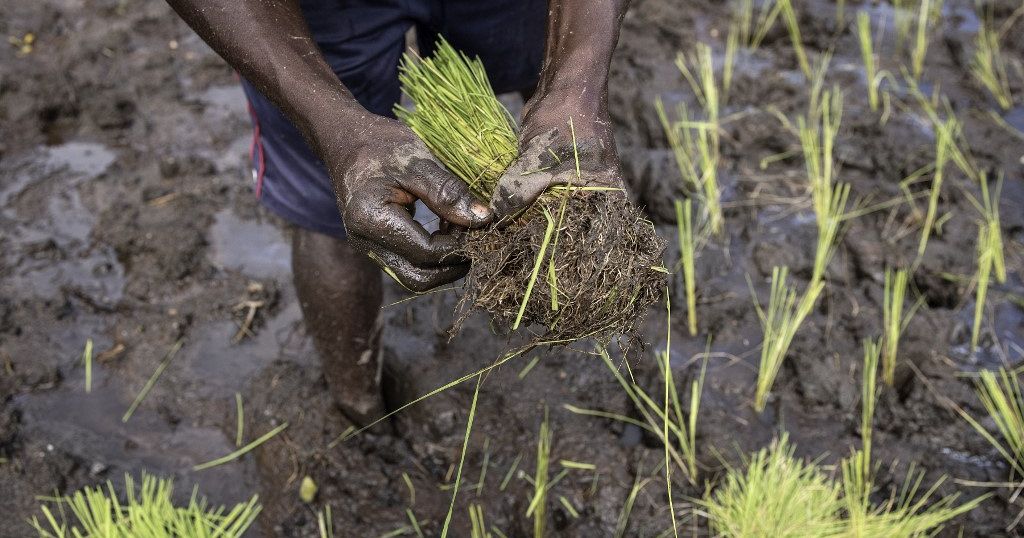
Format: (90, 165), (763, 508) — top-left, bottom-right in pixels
(315, 115), (493, 292)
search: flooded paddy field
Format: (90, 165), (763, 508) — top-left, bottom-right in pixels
(1, 0), (1023, 535)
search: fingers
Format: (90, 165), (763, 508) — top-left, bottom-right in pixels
(345, 202), (466, 267)
(400, 158), (493, 229)
(490, 169), (558, 222)
(350, 236), (469, 292)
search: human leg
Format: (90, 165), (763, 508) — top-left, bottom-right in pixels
(291, 226), (384, 426)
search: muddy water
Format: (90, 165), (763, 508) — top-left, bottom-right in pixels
(2, 0), (1024, 536)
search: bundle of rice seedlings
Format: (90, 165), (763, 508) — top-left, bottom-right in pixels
(397, 39), (665, 343)
(970, 9), (1014, 109)
(860, 338), (881, 478)
(699, 434), (844, 537)
(960, 367), (1024, 477)
(701, 435), (985, 537)
(30, 473), (260, 538)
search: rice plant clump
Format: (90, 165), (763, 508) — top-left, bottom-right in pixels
(397, 39), (666, 342)
(701, 435), (986, 537)
(30, 473), (260, 538)
(699, 434), (844, 537)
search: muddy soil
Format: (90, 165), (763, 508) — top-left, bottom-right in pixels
(2, 0), (1023, 536)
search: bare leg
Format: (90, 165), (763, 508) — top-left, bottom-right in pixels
(291, 227), (384, 426)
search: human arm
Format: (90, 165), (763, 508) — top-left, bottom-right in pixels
(165, 0), (493, 290)
(490, 0), (630, 220)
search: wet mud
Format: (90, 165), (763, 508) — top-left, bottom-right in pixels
(2, 0), (1023, 536)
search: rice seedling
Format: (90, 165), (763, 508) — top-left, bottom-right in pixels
(750, 267), (823, 411)
(469, 503), (496, 538)
(914, 114), (958, 265)
(615, 474), (654, 538)
(317, 505), (333, 538)
(82, 338), (93, 394)
(970, 9), (1014, 110)
(122, 339), (184, 423)
(398, 38), (665, 342)
(860, 338), (881, 477)
(777, 0), (811, 78)
(440, 374), (483, 538)
(234, 392), (244, 447)
(959, 368), (1024, 477)
(526, 409), (552, 538)
(966, 175), (1004, 351)
(566, 344), (706, 484)
(733, 0), (784, 50)
(29, 472), (261, 538)
(856, 11), (896, 120)
(904, 75), (980, 183)
(193, 422), (288, 471)
(700, 434), (985, 536)
(840, 452), (986, 536)
(881, 267), (918, 386)
(659, 43), (724, 236)
(910, 0), (938, 80)
(699, 434), (844, 537)
(675, 199), (699, 336)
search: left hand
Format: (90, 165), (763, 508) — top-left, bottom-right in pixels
(489, 89), (624, 221)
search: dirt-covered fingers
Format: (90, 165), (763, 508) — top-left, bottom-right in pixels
(344, 202), (467, 268)
(399, 157), (492, 229)
(347, 235), (469, 292)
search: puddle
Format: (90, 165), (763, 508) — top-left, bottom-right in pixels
(208, 209), (292, 280)
(14, 386), (257, 506)
(181, 301), (312, 395)
(1, 142), (125, 303)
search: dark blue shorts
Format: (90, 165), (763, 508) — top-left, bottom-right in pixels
(241, 0), (547, 238)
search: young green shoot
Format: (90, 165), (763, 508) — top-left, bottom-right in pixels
(910, 0), (933, 80)
(527, 408), (552, 538)
(675, 199), (699, 335)
(970, 10), (1014, 110)
(860, 338), (881, 478)
(82, 338), (93, 394)
(750, 267), (823, 411)
(882, 267), (916, 386)
(318, 505), (334, 538)
(660, 42), (724, 235)
(440, 374), (483, 538)
(615, 474), (653, 538)
(959, 368), (1024, 477)
(967, 175), (1004, 351)
(234, 392), (244, 447)
(193, 422), (288, 471)
(857, 11), (896, 120)
(777, 0), (811, 78)
(568, 345), (706, 485)
(30, 473), (261, 538)
(915, 114), (957, 265)
(122, 339), (184, 423)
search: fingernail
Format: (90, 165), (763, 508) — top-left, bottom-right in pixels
(470, 201), (491, 220)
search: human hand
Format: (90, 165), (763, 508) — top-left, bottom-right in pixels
(317, 115), (493, 292)
(490, 89), (624, 221)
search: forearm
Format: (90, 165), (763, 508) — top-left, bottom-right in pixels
(535, 0), (630, 115)
(166, 0), (366, 149)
